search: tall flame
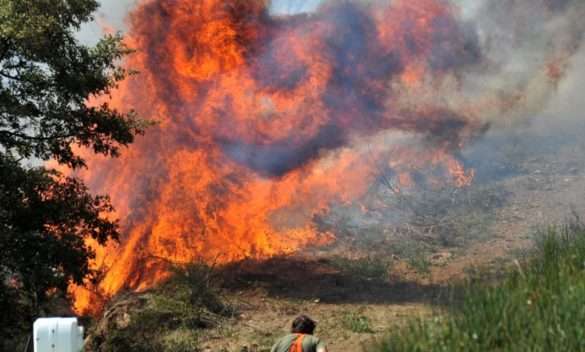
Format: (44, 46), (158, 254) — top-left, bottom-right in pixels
(71, 0), (489, 314)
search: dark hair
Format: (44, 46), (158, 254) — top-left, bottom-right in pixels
(291, 315), (316, 335)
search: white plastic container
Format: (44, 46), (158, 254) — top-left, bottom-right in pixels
(33, 318), (84, 352)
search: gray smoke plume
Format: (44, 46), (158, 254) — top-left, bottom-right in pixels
(461, 0), (585, 124)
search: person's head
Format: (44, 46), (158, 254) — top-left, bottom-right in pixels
(291, 315), (317, 335)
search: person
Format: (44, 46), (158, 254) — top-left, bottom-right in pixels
(271, 315), (328, 352)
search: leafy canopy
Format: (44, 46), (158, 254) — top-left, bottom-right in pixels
(0, 0), (145, 167)
(0, 0), (147, 345)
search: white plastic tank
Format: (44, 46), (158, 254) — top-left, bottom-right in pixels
(33, 318), (84, 352)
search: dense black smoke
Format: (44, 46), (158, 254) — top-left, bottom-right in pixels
(222, 0), (482, 177)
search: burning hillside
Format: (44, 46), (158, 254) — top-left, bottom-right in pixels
(71, 0), (585, 314)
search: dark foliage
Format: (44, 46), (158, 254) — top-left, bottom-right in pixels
(0, 0), (147, 348)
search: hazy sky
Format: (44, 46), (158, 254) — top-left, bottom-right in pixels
(78, 0), (134, 44)
(270, 0), (322, 15)
(94, 0), (135, 29)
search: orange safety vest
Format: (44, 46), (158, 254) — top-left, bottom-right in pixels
(289, 334), (305, 352)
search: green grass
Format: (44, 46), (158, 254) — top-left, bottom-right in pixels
(370, 224), (585, 352)
(342, 311), (374, 334)
(407, 253), (431, 275)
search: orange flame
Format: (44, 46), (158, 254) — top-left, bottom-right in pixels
(71, 0), (483, 314)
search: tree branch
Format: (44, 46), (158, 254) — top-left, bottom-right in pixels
(0, 70), (22, 81)
(0, 129), (76, 142)
(0, 38), (11, 61)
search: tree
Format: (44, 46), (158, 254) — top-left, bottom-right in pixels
(0, 0), (146, 346)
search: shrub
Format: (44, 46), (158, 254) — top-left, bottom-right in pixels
(87, 263), (232, 352)
(342, 311), (374, 334)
